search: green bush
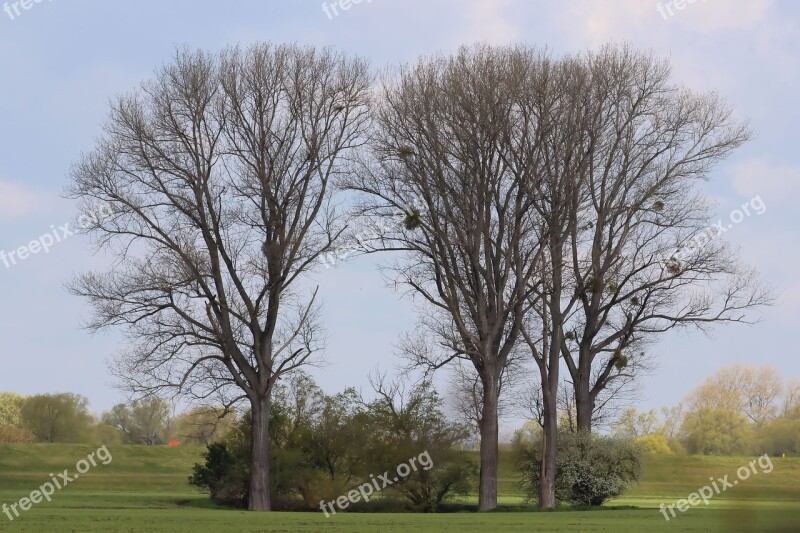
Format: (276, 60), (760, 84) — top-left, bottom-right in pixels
(189, 442), (248, 507)
(635, 434), (674, 455)
(189, 373), (475, 512)
(514, 429), (642, 506)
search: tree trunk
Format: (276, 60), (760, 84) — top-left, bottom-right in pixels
(478, 375), (499, 511)
(249, 395), (272, 511)
(575, 379), (593, 433)
(538, 387), (558, 508)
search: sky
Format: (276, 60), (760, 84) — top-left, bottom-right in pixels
(0, 0), (798, 435)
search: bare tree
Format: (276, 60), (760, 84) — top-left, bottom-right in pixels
(345, 45), (544, 510)
(537, 44), (770, 431)
(68, 44), (371, 511)
(686, 364), (784, 426)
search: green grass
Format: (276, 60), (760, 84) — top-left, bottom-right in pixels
(0, 444), (798, 532)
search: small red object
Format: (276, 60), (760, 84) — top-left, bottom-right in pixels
(168, 441), (180, 447)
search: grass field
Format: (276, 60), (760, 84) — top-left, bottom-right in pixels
(0, 444), (798, 532)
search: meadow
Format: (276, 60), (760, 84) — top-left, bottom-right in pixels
(0, 444), (798, 532)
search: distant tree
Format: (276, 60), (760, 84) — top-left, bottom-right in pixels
(687, 365), (784, 426)
(783, 378), (800, 416)
(20, 393), (93, 443)
(658, 404), (685, 440)
(0, 393), (34, 443)
(174, 406), (236, 445)
(680, 407), (751, 455)
(102, 397), (171, 444)
(0, 392), (25, 428)
(755, 417), (800, 456)
(611, 408), (659, 439)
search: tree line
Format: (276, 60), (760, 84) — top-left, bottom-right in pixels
(609, 364), (800, 456)
(0, 392), (233, 445)
(65, 41), (771, 511)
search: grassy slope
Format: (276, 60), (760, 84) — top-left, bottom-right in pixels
(0, 444), (798, 532)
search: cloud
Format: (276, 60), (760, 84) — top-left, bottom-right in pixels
(0, 181), (46, 218)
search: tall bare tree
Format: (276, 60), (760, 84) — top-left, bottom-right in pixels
(534, 45), (770, 431)
(345, 45), (544, 510)
(68, 44), (371, 511)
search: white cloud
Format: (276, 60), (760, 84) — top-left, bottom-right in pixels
(0, 181), (46, 218)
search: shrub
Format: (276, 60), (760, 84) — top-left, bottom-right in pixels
(514, 429), (642, 506)
(635, 434), (674, 455)
(189, 442), (248, 507)
(0, 425), (35, 443)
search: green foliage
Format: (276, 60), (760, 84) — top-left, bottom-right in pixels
(361, 380), (477, 512)
(172, 407), (236, 445)
(611, 408), (660, 439)
(513, 429), (642, 507)
(20, 393), (94, 443)
(680, 408), (751, 455)
(403, 208), (422, 230)
(189, 442), (248, 507)
(101, 397), (171, 445)
(190, 373), (475, 511)
(752, 417), (800, 456)
(0, 393), (34, 443)
(634, 434), (674, 455)
(0, 392), (25, 428)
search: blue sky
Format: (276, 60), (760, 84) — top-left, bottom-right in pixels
(0, 0), (798, 433)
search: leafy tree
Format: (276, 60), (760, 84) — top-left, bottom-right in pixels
(363, 377), (477, 512)
(173, 406), (236, 445)
(191, 374), (475, 512)
(611, 408), (659, 439)
(20, 393), (93, 443)
(752, 417), (800, 456)
(687, 365), (784, 426)
(680, 407), (751, 455)
(0, 392), (25, 428)
(102, 397), (171, 445)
